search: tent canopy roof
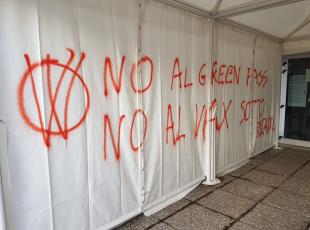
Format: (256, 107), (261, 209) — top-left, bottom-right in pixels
(179, 0), (310, 41)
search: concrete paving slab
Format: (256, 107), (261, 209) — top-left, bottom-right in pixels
(185, 184), (215, 201)
(165, 204), (233, 230)
(279, 165), (310, 197)
(198, 190), (256, 219)
(221, 178), (273, 201)
(278, 150), (310, 161)
(152, 199), (190, 220)
(228, 221), (259, 230)
(251, 149), (280, 162)
(263, 189), (310, 217)
(241, 203), (310, 230)
(150, 222), (175, 230)
(241, 169), (286, 187)
(257, 159), (304, 177)
(116, 215), (159, 230)
(229, 164), (255, 177)
(214, 175), (235, 188)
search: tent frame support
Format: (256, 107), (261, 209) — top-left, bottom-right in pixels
(284, 34), (310, 42)
(283, 14), (310, 39)
(153, 0), (283, 42)
(214, 0), (306, 19)
(154, 0), (310, 42)
(218, 19), (281, 42)
(153, 0), (212, 18)
(211, 0), (222, 15)
(203, 18), (221, 186)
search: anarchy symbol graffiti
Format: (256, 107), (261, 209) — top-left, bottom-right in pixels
(17, 49), (90, 147)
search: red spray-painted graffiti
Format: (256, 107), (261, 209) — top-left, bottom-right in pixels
(165, 104), (186, 145)
(246, 68), (268, 87)
(211, 61), (241, 85)
(104, 55), (154, 96)
(17, 49), (90, 147)
(194, 99), (232, 142)
(17, 50), (275, 158)
(257, 115), (275, 138)
(239, 98), (275, 139)
(240, 98), (265, 124)
(170, 57), (193, 90)
(103, 108), (147, 160)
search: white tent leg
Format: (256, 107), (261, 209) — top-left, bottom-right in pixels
(274, 146), (282, 150)
(203, 122), (221, 185)
(203, 132), (221, 185)
(203, 19), (220, 186)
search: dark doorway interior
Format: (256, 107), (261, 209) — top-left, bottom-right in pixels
(284, 57), (310, 141)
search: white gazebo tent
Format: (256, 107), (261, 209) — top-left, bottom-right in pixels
(0, 0), (309, 229)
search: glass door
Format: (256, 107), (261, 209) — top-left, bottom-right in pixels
(284, 57), (310, 141)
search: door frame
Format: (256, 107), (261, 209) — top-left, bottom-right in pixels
(279, 52), (310, 147)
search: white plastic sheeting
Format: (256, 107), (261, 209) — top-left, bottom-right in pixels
(141, 0), (211, 212)
(214, 23), (254, 174)
(0, 0), (281, 229)
(0, 0), (140, 229)
(251, 36), (282, 156)
(212, 22), (281, 175)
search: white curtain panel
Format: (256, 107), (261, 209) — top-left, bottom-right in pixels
(214, 23), (254, 174)
(0, 0), (140, 229)
(0, 1), (55, 229)
(141, 0), (211, 210)
(252, 36), (281, 156)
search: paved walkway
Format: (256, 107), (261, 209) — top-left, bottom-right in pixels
(116, 145), (310, 230)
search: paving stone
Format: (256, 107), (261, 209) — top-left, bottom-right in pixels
(257, 157), (304, 177)
(292, 163), (310, 178)
(152, 199), (190, 220)
(116, 215), (159, 230)
(269, 147), (287, 154)
(279, 164), (310, 197)
(197, 190), (256, 219)
(280, 177), (310, 197)
(302, 162), (310, 171)
(185, 184), (215, 201)
(248, 158), (266, 167)
(263, 189), (310, 217)
(229, 164), (255, 177)
(221, 178), (273, 201)
(149, 222), (175, 230)
(228, 221), (259, 230)
(241, 169), (286, 187)
(277, 150), (310, 162)
(251, 149), (280, 162)
(241, 203), (310, 230)
(165, 204), (233, 230)
(214, 175), (235, 188)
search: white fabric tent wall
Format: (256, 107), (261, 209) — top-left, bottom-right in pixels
(252, 36), (282, 156)
(0, 0), (281, 229)
(0, 0), (141, 229)
(214, 22), (254, 174)
(0, 1), (54, 229)
(214, 23), (282, 175)
(77, 1), (141, 229)
(141, 0), (211, 213)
